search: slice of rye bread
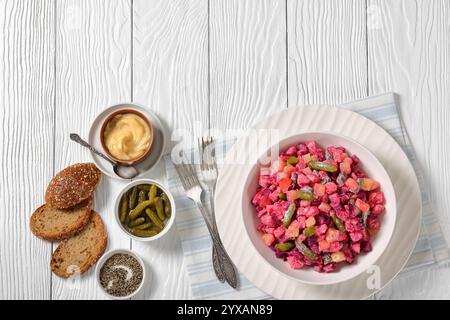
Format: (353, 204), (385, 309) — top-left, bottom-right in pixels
(45, 163), (101, 209)
(30, 198), (92, 241)
(51, 211), (107, 278)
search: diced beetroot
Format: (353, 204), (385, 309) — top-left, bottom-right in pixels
(372, 204), (385, 216)
(262, 226), (274, 234)
(261, 215), (276, 227)
(332, 148), (344, 163)
(297, 173), (310, 185)
(258, 175), (272, 188)
(306, 206), (319, 217)
(323, 263), (336, 272)
(269, 188), (280, 202)
(296, 215), (306, 229)
(337, 232), (347, 241)
(267, 202), (289, 220)
(362, 241), (372, 252)
(274, 226), (286, 239)
(317, 224), (328, 235)
(270, 160), (281, 174)
(351, 154), (360, 165)
(318, 202), (331, 213)
(296, 234), (307, 242)
(261, 234), (275, 246)
(350, 232), (363, 242)
(307, 174), (321, 183)
(252, 189), (272, 208)
(369, 191), (384, 206)
(329, 193), (341, 207)
(286, 256), (304, 269)
(351, 242), (361, 254)
(328, 241), (340, 253)
(360, 178), (380, 191)
(306, 141), (319, 154)
(300, 200), (311, 207)
(314, 183), (326, 197)
(367, 217), (381, 235)
(297, 143), (308, 155)
(324, 182), (338, 194)
(305, 216), (316, 228)
(355, 198), (370, 212)
(285, 146), (297, 156)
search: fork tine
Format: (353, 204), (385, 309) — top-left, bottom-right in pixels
(198, 137), (204, 171)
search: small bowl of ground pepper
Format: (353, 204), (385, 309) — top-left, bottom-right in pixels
(96, 249), (146, 299)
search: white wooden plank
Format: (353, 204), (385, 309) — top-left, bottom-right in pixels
(52, 0), (131, 300)
(0, 0), (54, 300)
(210, 0), (287, 130)
(367, 0), (450, 299)
(132, 0), (209, 299)
(287, 0), (367, 106)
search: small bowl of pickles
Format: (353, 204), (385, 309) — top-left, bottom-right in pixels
(115, 179), (176, 241)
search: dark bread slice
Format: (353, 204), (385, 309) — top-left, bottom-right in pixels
(45, 163), (101, 209)
(30, 198), (92, 241)
(51, 211), (107, 278)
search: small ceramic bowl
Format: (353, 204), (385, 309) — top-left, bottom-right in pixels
(95, 249), (146, 300)
(100, 108), (154, 165)
(115, 178), (176, 242)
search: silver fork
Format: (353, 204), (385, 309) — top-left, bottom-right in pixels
(173, 155), (237, 289)
(198, 136), (224, 283)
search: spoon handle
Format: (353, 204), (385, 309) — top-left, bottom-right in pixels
(70, 133), (115, 165)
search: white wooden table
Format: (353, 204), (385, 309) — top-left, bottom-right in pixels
(1, 0), (449, 300)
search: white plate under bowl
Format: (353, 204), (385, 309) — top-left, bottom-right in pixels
(241, 132), (396, 286)
(88, 102), (165, 180)
(215, 105), (421, 299)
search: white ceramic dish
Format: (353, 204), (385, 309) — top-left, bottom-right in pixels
(215, 105), (421, 299)
(88, 102), (166, 180)
(95, 249), (146, 300)
(241, 132), (396, 285)
(114, 178), (176, 242)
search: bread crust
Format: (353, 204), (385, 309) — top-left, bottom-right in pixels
(50, 211), (108, 278)
(45, 163), (101, 209)
(29, 198), (93, 241)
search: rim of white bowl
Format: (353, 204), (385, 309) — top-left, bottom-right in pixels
(114, 178), (176, 242)
(241, 131), (397, 286)
(95, 248), (146, 300)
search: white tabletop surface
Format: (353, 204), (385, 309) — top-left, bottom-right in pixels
(1, 0), (449, 300)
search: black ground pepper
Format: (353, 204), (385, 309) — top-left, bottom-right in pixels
(99, 253), (143, 297)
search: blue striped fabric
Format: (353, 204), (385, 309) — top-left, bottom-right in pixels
(164, 93), (449, 299)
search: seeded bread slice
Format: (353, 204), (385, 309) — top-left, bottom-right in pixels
(30, 198), (92, 241)
(51, 211), (107, 278)
(45, 163), (101, 209)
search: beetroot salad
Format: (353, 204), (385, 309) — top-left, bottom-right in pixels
(251, 141), (385, 273)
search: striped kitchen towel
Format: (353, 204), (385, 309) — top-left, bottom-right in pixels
(164, 93), (449, 299)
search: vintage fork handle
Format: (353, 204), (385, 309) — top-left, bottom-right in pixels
(195, 200), (238, 289)
(208, 188), (225, 283)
